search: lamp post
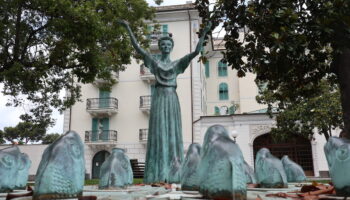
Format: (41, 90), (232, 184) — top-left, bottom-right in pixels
(231, 130), (238, 142)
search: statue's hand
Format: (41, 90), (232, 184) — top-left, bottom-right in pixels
(117, 19), (130, 28)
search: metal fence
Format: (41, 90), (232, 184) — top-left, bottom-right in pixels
(140, 95), (151, 109)
(139, 129), (148, 142)
(85, 130), (118, 142)
(86, 98), (118, 110)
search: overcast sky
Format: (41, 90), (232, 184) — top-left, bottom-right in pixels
(0, 0), (193, 136)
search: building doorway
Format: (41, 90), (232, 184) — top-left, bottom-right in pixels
(253, 133), (314, 176)
(92, 150), (110, 179)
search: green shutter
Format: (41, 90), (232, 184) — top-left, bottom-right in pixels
(147, 25), (153, 39)
(151, 84), (155, 96)
(92, 118), (99, 141)
(223, 62), (227, 76)
(219, 83), (229, 100)
(214, 106), (220, 115)
(162, 24), (168, 36)
(229, 106), (236, 114)
(101, 118), (110, 141)
(218, 61), (228, 77)
(99, 89), (110, 108)
(205, 61), (210, 78)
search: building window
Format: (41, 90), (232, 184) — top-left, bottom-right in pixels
(220, 106), (228, 115)
(219, 83), (229, 100)
(205, 61), (210, 78)
(214, 106), (220, 115)
(162, 24), (168, 36)
(218, 61), (227, 77)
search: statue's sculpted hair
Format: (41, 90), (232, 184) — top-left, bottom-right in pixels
(158, 36), (174, 49)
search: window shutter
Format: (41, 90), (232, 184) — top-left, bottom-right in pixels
(92, 118), (99, 141)
(229, 106), (236, 114)
(150, 84), (156, 96)
(205, 61), (210, 78)
(218, 61), (228, 77)
(99, 89), (110, 108)
(162, 24), (168, 36)
(219, 83), (229, 100)
(101, 118), (110, 141)
(214, 106), (220, 115)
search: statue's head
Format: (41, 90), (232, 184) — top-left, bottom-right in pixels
(158, 36), (174, 54)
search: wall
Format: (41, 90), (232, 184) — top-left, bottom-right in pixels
(0, 144), (48, 176)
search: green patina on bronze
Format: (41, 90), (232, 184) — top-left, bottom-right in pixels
(244, 160), (257, 184)
(15, 152), (31, 189)
(255, 148), (288, 188)
(119, 20), (211, 183)
(281, 155), (306, 182)
(198, 125), (247, 200)
(181, 143), (201, 191)
(99, 148), (133, 189)
(0, 146), (30, 192)
(34, 131), (85, 199)
(324, 137), (350, 196)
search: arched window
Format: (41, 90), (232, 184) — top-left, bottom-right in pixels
(218, 61), (227, 77)
(219, 83), (229, 100)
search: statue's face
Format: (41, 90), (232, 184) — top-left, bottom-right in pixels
(159, 39), (173, 54)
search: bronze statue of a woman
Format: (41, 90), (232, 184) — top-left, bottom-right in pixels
(119, 20), (211, 183)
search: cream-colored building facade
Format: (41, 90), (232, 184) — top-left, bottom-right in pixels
(203, 41), (266, 116)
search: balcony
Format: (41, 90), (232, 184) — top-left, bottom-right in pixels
(148, 32), (172, 51)
(140, 95), (151, 113)
(86, 98), (118, 116)
(139, 129), (148, 143)
(140, 64), (155, 82)
(93, 72), (119, 87)
(85, 130), (118, 143)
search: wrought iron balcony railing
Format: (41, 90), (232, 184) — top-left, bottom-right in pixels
(139, 129), (148, 142)
(85, 130), (118, 142)
(140, 95), (151, 110)
(86, 98), (118, 110)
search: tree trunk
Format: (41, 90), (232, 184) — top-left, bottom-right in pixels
(334, 48), (350, 139)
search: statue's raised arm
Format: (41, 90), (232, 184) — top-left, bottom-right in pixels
(118, 20), (153, 62)
(177, 22), (212, 69)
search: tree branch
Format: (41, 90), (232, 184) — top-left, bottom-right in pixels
(13, 1), (23, 61)
(20, 24), (49, 61)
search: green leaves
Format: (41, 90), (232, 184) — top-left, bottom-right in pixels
(1, 122), (46, 144)
(0, 0), (154, 126)
(42, 133), (61, 144)
(263, 81), (343, 141)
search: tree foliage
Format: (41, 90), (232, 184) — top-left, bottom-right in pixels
(1, 121), (46, 144)
(195, 0), (350, 138)
(42, 133), (61, 144)
(0, 0), (154, 126)
(0, 130), (5, 144)
(259, 81), (343, 141)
